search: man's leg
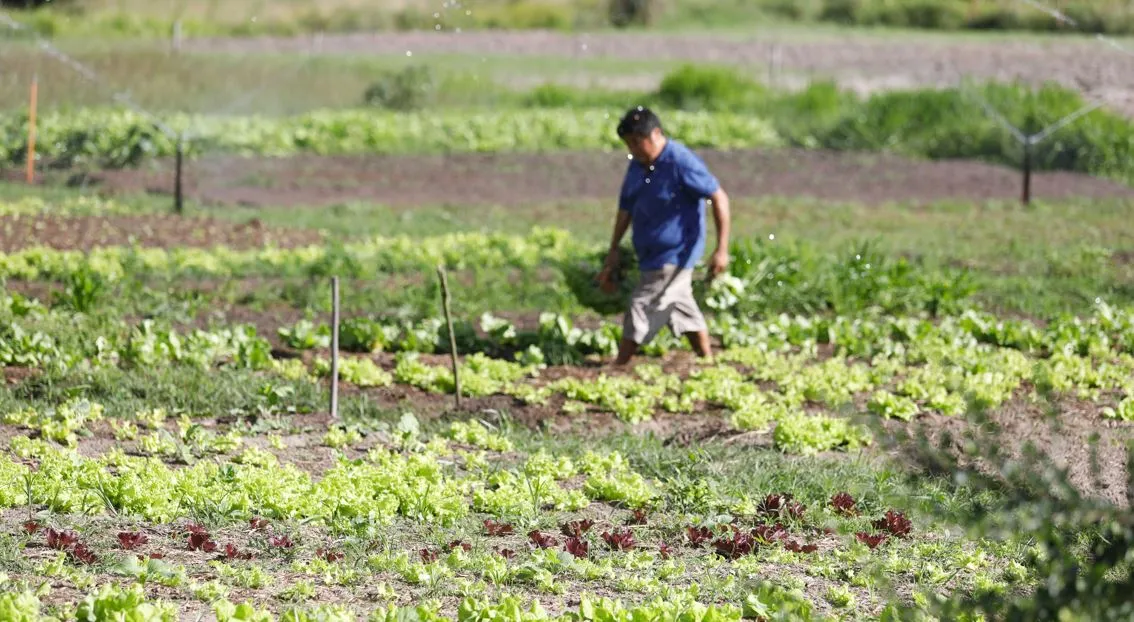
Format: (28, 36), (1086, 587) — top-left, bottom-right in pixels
(685, 330), (712, 359)
(615, 268), (667, 367)
(667, 268), (711, 360)
(613, 338), (639, 366)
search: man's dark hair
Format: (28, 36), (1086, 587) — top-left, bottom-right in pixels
(617, 106), (662, 138)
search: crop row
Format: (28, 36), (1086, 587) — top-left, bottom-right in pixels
(0, 207), (984, 319)
(0, 582), (764, 622)
(0, 107), (782, 168)
(0, 405), (1021, 619)
(0, 226), (584, 280)
(5, 80), (1134, 183)
(6, 292), (1133, 452)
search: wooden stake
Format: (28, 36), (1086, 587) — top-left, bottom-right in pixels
(437, 266), (461, 409)
(26, 74), (37, 184)
(330, 276), (340, 419)
(172, 20), (183, 53)
(174, 138), (184, 214)
(1021, 140), (1033, 206)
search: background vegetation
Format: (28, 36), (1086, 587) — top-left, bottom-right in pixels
(3, 0), (1131, 37)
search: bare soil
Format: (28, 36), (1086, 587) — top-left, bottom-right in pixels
(0, 213), (324, 253)
(889, 391), (1134, 508)
(83, 149), (1134, 209)
(182, 30), (1134, 115)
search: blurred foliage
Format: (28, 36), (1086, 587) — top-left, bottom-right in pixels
(363, 65), (437, 111)
(887, 394), (1134, 621)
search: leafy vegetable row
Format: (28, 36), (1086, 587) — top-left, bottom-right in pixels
(0, 402), (1023, 620)
(0, 107), (782, 168)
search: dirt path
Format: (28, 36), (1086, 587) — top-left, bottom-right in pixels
(183, 29), (1134, 114)
(83, 149), (1134, 209)
(0, 213), (323, 252)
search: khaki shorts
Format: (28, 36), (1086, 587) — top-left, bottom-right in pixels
(622, 264), (707, 345)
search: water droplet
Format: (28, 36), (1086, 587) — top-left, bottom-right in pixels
(406, 50), (413, 56)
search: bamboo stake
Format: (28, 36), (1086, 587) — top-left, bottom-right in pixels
(26, 74), (37, 184)
(437, 266), (462, 409)
(330, 276), (340, 419)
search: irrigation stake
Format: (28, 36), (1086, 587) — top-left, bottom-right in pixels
(174, 134), (185, 214)
(436, 266), (462, 410)
(172, 20), (182, 54)
(961, 80), (1107, 206)
(1021, 139), (1033, 206)
(768, 44), (782, 86)
(25, 73), (37, 184)
(330, 276), (341, 420)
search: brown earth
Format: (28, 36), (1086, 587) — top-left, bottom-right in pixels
(182, 29), (1134, 115)
(886, 390), (1134, 508)
(0, 213), (324, 253)
(83, 149), (1134, 209)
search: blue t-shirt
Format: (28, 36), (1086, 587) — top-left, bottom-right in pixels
(618, 139), (720, 271)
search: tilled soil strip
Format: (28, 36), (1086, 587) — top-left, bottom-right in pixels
(84, 148), (1134, 209)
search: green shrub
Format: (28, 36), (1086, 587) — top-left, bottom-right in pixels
(898, 0), (967, 29)
(657, 64), (768, 111)
(964, 6), (1026, 30)
(608, 0), (657, 28)
(480, 1), (574, 29)
(363, 65), (436, 111)
(522, 83), (641, 109)
(7, 0), (73, 8)
(762, 0), (821, 20)
(819, 0), (864, 24)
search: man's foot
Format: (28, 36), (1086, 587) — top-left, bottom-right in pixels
(612, 337), (639, 366)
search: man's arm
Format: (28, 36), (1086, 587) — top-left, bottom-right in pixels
(708, 187), (731, 279)
(599, 210), (632, 292)
(607, 210), (632, 263)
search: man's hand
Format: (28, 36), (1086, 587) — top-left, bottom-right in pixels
(598, 248), (620, 293)
(708, 248), (729, 281)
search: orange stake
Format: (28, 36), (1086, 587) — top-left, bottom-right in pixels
(26, 74), (38, 184)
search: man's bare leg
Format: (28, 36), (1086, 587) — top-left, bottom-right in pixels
(686, 331), (712, 359)
(613, 338), (639, 366)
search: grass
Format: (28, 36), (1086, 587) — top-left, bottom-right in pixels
(10, 0), (1134, 40)
(0, 40), (671, 114)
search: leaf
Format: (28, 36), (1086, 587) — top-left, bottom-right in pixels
(484, 520), (514, 537)
(855, 532), (888, 549)
(872, 510), (912, 538)
(565, 537), (589, 559)
(560, 519), (594, 538)
(830, 492), (858, 517)
(117, 531), (148, 550)
(601, 529), (635, 551)
(528, 530), (557, 549)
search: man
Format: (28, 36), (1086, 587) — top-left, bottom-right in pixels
(598, 106), (731, 366)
